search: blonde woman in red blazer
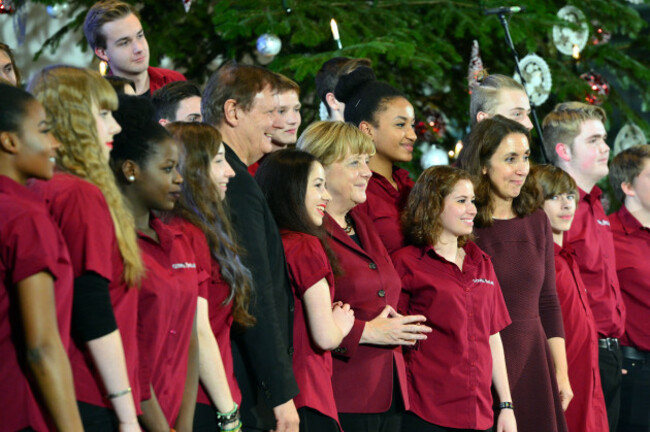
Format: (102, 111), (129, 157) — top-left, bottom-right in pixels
(298, 121), (431, 432)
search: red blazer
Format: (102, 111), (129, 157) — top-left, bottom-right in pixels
(324, 209), (409, 414)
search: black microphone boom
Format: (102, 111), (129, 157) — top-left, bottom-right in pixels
(484, 6), (525, 15)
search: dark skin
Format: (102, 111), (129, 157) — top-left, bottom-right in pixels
(0, 99), (83, 431)
(118, 139), (199, 432)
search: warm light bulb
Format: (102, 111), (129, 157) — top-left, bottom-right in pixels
(330, 19), (339, 40)
(572, 44), (580, 60)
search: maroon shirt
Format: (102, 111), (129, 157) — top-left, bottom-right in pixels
(30, 172), (141, 411)
(281, 230), (341, 425)
(609, 205), (650, 351)
(554, 243), (608, 432)
(148, 66), (186, 95)
(356, 167), (414, 254)
(0, 176), (74, 432)
(393, 241), (510, 430)
(564, 186), (625, 338)
(325, 209), (409, 414)
(137, 216), (202, 425)
(166, 217), (241, 407)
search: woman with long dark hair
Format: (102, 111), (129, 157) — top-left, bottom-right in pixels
(458, 115), (571, 432)
(256, 149), (355, 431)
(165, 122), (255, 431)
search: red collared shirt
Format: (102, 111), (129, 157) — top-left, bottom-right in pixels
(166, 217), (242, 407)
(609, 205), (650, 351)
(564, 186), (625, 338)
(554, 243), (608, 432)
(281, 230), (341, 425)
(0, 175), (74, 431)
(356, 167), (414, 254)
(325, 209), (409, 414)
(137, 216), (201, 425)
(393, 241), (510, 430)
(30, 172), (142, 411)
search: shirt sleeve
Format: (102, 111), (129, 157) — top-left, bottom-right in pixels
(7, 211), (65, 284)
(538, 213), (565, 339)
(489, 262), (512, 335)
(53, 183), (115, 281)
(285, 235), (333, 298)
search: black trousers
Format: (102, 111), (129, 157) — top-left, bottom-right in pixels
(194, 402), (219, 431)
(298, 407), (340, 432)
(402, 412), (492, 432)
(339, 376), (404, 432)
(78, 401), (119, 432)
(618, 356), (650, 432)
(599, 345), (623, 432)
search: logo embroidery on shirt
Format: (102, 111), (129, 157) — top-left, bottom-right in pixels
(596, 219), (610, 226)
(172, 262), (197, 269)
(473, 278), (495, 285)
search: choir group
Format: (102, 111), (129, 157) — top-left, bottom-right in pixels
(1, 1), (649, 432)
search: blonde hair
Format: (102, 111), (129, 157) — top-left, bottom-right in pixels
(28, 65), (144, 286)
(296, 121), (375, 166)
(542, 102), (607, 165)
(469, 74), (526, 126)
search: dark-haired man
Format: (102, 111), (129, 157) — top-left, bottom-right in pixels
(152, 81), (202, 125)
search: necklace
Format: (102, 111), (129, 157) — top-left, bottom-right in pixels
(343, 214), (354, 234)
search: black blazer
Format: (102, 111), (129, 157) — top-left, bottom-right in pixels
(225, 145), (298, 429)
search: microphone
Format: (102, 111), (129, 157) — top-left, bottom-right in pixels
(484, 6), (525, 15)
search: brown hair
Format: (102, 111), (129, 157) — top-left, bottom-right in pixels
(542, 102), (607, 165)
(27, 65), (144, 286)
(202, 63), (278, 127)
(166, 122), (254, 326)
(274, 72), (300, 96)
(402, 165), (475, 247)
(469, 74), (525, 126)
(609, 144), (650, 203)
(458, 115), (542, 227)
(530, 164), (578, 201)
(84, 0), (139, 50)
(0, 42), (21, 86)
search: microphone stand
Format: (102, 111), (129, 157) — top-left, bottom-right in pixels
(496, 12), (549, 163)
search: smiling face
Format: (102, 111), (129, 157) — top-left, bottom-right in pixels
(565, 119), (609, 188)
(236, 86), (277, 165)
(493, 89), (533, 131)
(0, 50), (17, 86)
(95, 13), (150, 78)
(485, 132), (531, 203)
(92, 102), (122, 161)
(133, 138), (183, 211)
(324, 151), (372, 214)
(439, 179), (477, 242)
(367, 97), (416, 164)
(304, 161), (331, 226)
(271, 90), (301, 150)
(209, 143), (235, 201)
(543, 192), (577, 235)
(12, 100), (59, 183)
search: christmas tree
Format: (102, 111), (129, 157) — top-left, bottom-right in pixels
(31, 0), (650, 174)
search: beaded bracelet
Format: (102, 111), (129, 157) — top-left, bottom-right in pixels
(107, 387), (132, 400)
(499, 401), (514, 410)
(216, 402), (240, 428)
(221, 419), (242, 432)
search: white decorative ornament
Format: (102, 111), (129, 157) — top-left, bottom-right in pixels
(553, 5), (589, 56)
(613, 123), (648, 156)
(514, 53), (552, 106)
(46, 3), (69, 19)
(256, 34), (282, 57)
(420, 143), (449, 169)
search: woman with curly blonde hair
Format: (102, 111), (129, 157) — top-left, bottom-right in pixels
(28, 65), (143, 431)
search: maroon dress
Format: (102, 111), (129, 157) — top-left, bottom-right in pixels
(474, 210), (568, 432)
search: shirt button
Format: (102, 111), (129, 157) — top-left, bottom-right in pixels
(169, 329), (177, 335)
(368, 262), (377, 270)
(465, 288), (470, 292)
(288, 347), (294, 356)
(377, 289), (386, 298)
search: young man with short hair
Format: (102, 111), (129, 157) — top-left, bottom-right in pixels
(470, 74), (533, 131)
(608, 144), (650, 432)
(84, 0), (186, 96)
(315, 57), (371, 121)
(202, 63), (299, 432)
(543, 102), (626, 431)
(151, 81), (202, 125)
